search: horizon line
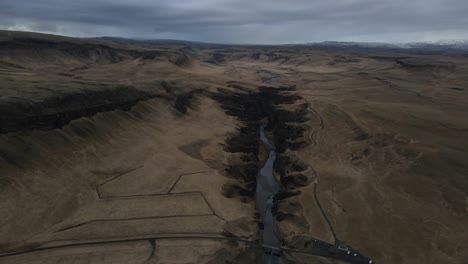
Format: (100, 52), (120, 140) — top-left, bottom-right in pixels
(2, 29), (468, 46)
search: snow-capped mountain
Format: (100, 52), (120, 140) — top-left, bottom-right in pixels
(310, 40), (468, 54)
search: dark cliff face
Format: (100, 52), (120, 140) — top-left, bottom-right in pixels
(0, 38), (134, 63)
(0, 37), (194, 68)
(212, 86), (312, 207)
(0, 86), (153, 134)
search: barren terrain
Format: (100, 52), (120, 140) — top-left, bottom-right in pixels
(0, 31), (467, 264)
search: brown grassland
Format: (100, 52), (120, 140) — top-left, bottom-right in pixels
(0, 31), (467, 264)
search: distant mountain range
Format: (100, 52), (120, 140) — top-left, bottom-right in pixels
(305, 40), (468, 54)
(95, 37), (468, 54)
(95, 37), (231, 48)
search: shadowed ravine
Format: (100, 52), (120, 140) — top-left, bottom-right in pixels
(215, 86), (376, 264)
(257, 125), (282, 263)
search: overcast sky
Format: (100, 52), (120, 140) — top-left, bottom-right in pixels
(1, 0), (467, 44)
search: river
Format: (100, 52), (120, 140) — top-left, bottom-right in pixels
(257, 125), (283, 264)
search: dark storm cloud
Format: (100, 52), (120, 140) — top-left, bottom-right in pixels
(1, 0), (467, 43)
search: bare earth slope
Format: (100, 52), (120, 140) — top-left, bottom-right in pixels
(0, 31), (467, 264)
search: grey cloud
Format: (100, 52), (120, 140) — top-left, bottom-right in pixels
(0, 0), (467, 43)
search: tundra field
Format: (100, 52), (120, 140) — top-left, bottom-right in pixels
(0, 31), (467, 264)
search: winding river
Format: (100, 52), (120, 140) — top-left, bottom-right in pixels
(257, 125), (283, 264)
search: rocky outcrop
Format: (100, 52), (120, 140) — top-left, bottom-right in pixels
(213, 86), (313, 209)
(0, 86), (153, 133)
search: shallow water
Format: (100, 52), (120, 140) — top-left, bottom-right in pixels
(257, 125), (283, 264)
